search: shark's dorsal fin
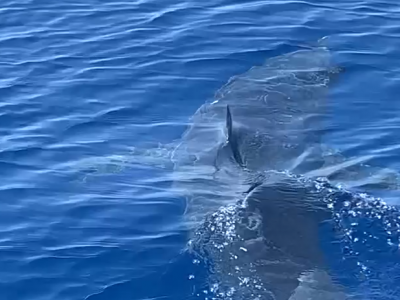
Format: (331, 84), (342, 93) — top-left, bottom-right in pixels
(226, 105), (233, 143)
(226, 105), (244, 167)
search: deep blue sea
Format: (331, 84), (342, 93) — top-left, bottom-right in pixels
(2, 0), (400, 299)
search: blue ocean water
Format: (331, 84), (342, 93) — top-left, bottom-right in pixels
(1, 0), (400, 299)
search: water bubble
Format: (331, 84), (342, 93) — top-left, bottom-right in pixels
(239, 277), (250, 286)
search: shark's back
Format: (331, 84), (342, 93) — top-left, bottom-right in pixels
(171, 47), (343, 228)
(175, 48), (342, 175)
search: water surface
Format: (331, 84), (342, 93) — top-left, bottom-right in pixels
(1, 0), (400, 299)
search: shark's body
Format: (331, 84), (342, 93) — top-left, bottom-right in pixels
(170, 47), (399, 299)
(172, 47), (342, 226)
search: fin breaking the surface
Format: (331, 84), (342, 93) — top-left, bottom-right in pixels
(226, 105), (233, 143)
(226, 105), (244, 167)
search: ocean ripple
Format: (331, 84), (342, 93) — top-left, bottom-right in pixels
(1, 0), (400, 299)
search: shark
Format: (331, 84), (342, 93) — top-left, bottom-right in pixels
(172, 47), (340, 225)
(170, 46), (400, 299)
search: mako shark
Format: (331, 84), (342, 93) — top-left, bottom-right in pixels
(172, 47), (340, 225)
(170, 47), (400, 299)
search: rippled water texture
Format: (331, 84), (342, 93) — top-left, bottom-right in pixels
(2, 0), (400, 299)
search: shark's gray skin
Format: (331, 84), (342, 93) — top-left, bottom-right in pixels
(171, 47), (399, 299)
(174, 48), (341, 174)
(172, 47), (343, 228)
